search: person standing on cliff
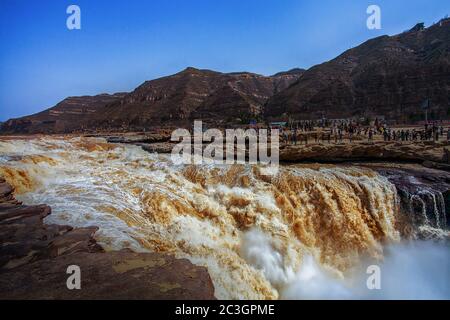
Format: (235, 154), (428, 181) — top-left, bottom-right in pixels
(383, 129), (388, 142)
(368, 128), (374, 142)
(293, 126), (298, 145)
(283, 127), (289, 144)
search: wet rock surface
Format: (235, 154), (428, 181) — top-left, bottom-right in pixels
(0, 177), (216, 300)
(368, 164), (450, 238)
(138, 142), (175, 154)
(106, 133), (171, 144)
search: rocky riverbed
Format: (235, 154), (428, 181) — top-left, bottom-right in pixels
(0, 177), (216, 300)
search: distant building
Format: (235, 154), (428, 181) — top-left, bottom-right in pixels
(270, 122), (287, 129)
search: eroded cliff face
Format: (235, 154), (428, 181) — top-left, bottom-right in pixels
(265, 19), (450, 123)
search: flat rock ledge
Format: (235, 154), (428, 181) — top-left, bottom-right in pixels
(280, 141), (450, 167)
(104, 134), (450, 170)
(0, 177), (215, 300)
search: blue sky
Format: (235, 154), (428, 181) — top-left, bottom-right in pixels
(0, 0), (448, 121)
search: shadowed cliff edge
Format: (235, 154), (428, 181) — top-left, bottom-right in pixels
(0, 176), (216, 300)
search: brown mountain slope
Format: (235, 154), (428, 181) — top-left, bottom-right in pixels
(191, 70), (302, 125)
(265, 19), (450, 123)
(91, 67), (304, 129)
(1, 93), (126, 134)
(1, 68), (303, 134)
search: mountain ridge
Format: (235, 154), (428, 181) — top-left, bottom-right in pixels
(2, 19), (450, 134)
(1, 67), (304, 133)
(264, 18), (450, 122)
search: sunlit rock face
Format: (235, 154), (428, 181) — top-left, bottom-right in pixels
(0, 137), (448, 299)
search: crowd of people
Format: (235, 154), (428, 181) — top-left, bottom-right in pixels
(381, 124), (448, 142)
(278, 119), (450, 146)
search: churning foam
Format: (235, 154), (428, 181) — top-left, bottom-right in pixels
(0, 137), (447, 299)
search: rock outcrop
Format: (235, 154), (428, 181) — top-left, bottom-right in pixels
(102, 132), (450, 168)
(369, 164), (450, 239)
(0, 177), (216, 300)
(279, 140), (450, 165)
(105, 132), (171, 144)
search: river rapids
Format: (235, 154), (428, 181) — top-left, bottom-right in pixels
(0, 137), (448, 299)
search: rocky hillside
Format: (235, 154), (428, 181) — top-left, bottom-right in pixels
(1, 68), (303, 134)
(94, 67), (303, 129)
(265, 19), (450, 123)
(3, 19), (449, 135)
(1, 93), (126, 134)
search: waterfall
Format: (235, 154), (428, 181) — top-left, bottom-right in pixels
(396, 183), (448, 239)
(0, 137), (448, 299)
